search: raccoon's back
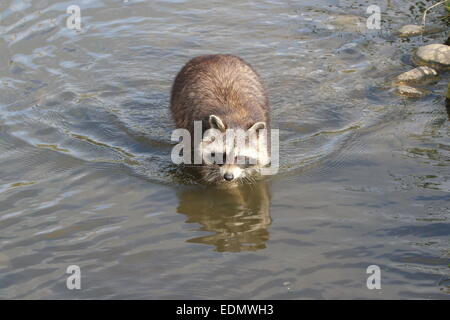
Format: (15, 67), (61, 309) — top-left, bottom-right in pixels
(170, 54), (269, 132)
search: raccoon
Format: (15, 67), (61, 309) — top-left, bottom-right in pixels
(170, 54), (271, 185)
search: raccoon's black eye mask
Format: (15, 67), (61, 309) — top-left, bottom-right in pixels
(210, 152), (225, 165)
(210, 153), (258, 168)
(240, 157), (258, 168)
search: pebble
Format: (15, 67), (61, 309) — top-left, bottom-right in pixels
(329, 15), (366, 33)
(398, 25), (424, 37)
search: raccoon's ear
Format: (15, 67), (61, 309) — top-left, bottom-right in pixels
(248, 121), (266, 132)
(209, 115), (226, 132)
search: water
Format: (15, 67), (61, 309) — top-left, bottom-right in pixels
(0, 0), (449, 299)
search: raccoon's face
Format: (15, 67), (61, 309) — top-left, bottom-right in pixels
(196, 115), (270, 184)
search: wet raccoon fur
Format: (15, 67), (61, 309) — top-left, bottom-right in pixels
(170, 54), (271, 185)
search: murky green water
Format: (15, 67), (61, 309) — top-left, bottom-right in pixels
(0, 0), (449, 299)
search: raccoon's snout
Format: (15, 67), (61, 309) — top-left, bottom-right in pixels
(223, 173), (234, 181)
(221, 165), (241, 182)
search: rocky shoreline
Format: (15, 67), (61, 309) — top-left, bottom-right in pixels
(394, 2), (449, 104)
(394, 39), (449, 99)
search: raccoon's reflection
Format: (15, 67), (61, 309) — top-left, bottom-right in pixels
(176, 181), (272, 252)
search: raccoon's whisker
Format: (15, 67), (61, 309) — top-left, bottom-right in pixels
(246, 176), (256, 189)
(241, 176), (251, 187)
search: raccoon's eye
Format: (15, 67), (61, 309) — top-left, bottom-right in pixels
(211, 152), (225, 166)
(243, 157), (257, 168)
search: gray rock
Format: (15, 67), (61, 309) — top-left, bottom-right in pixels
(413, 44), (450, 70)
(328, 15), (366, 33)
(396, 85), (429, 98)
(398, 24), (443, 37)
(398, 25), (424, 37)
(395, 66), (439, 86)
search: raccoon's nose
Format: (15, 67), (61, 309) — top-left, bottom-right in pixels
(223, 173), (234, 181)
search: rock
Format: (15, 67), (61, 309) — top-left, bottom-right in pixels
(396, 85), (429, 98)
(398, 24), (443, 37)
(395, 66), (439, 86)
(413, 44), (450, 70)
(329, 15), (366, 33)
(398, 25), (424, 37)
